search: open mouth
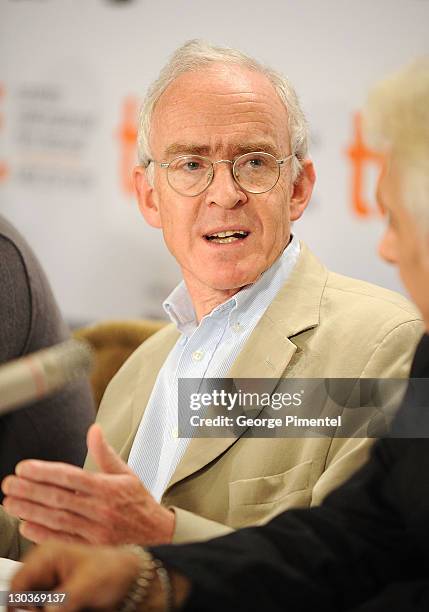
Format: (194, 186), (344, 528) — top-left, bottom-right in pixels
(204, 230), (250, 244)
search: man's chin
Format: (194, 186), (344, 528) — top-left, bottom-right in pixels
(202, 271), (261, 292)
(181, 259), (267, 294)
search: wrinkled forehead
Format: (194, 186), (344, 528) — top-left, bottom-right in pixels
(150, 64), (290, 156)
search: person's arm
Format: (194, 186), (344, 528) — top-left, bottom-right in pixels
(0, 225), (95, 496)
(151, 438), (413, 611)
(0, 234), (32, 362)
(0, 235), (33, 558)
(310, 319), (422, 506)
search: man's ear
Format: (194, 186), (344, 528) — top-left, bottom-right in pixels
(289, 159), (316, 221)
(133, 166), (162, 229)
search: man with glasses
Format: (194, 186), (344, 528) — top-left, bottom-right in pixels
(0, 40), (422, 559)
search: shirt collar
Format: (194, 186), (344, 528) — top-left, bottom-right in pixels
(163, 282), (197, 337)
(163, 235), (300, 336)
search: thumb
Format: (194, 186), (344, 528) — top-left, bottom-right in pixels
(87, 424), (132, 475)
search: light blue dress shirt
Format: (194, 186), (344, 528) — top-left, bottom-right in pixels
(128, 236), (300, 501)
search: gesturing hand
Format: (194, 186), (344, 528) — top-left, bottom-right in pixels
(1, 424), (175, 546)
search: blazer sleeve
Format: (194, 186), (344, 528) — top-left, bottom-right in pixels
(311, 319), (423, 506)
(171, 507), (233, 544)
(359, 320), (423, 379)
(0, 508), (32, 561)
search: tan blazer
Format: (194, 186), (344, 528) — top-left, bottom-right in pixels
(86, 243), (422, 543)
(0, 244), (422, 558)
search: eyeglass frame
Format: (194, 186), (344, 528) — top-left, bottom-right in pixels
(143, 151), (296, 196)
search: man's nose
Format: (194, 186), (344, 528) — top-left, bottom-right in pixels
(204, 161), (247, 209)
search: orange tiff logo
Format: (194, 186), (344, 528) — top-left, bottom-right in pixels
(346, 112), (385, 218)
(117, 96), (138, 196)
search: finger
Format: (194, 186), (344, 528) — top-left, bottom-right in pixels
(87, 424), (132, 475)
(2, 476), (96, 520)
(14, 460), (97, 494)
(20, 521), (89, 545)
(3, 497), (94, 538)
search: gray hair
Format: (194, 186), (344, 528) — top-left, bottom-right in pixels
(364, 57), (429, 226)
(137, 39), (309, 183)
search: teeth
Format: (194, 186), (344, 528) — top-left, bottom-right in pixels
(211, 236), (240, 244)
(209, 230), (247, 238)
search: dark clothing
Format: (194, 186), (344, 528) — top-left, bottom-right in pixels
(153, 334), (429, 611)
(0, 214), (94, 502)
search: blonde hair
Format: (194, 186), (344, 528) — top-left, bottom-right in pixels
(364, 57), (429, 224)
(137, 39), (309, 183)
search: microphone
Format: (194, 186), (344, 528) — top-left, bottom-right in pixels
(0, 339), (94, 415)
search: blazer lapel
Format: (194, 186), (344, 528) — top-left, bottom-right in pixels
(163, 242), (328, 494)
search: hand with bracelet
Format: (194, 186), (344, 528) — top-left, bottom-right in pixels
(8, 541), (190, 612)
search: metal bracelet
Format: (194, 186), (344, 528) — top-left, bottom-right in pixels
(118, 545), (157, 612)
(155, 559), (174, 612)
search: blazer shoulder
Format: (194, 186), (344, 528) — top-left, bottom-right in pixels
(132, 321), (180, 354)
(324, 271), (421, 322)
(98, 322), (179, 405)
(111, 322), (179, 379)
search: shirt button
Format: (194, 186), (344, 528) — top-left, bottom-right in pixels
(172, 428), (179, 439)
(232, 322), (242, 333)
(192, 350), (204, 361)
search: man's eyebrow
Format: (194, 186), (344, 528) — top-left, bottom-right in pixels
(163, 142), (283, 159)
(164, 143), (211, 158)
(229, 142), (281, 158)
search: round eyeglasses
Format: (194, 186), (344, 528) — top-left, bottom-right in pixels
(144, 151), (295, 197)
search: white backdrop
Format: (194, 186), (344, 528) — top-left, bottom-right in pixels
(1, 0), (428, 324)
